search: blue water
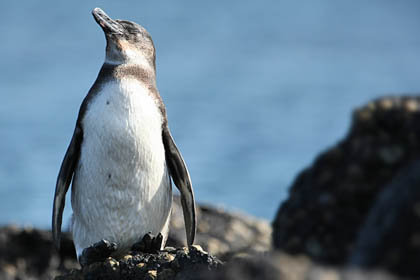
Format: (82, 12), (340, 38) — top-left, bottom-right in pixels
(1, 1), (420, 229)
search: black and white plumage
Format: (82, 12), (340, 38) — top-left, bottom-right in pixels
(52, 8), (196, 259)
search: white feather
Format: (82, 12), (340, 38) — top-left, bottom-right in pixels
(105, 42), (152, 69)
(71, 78), (172, 258)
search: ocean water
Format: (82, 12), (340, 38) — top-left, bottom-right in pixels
(1, 1), (420, 229)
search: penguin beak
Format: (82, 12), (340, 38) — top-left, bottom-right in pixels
(92, 8), (123, 35)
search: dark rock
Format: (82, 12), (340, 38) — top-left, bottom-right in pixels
(273, 96), (420, 265)
(0, 225), (77, 280)
(350, 159), (420, 278)
(56, 245), (223, 280)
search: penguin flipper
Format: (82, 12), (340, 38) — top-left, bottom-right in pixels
(52, 126), (82, 250)
(162, 126), (196, 246)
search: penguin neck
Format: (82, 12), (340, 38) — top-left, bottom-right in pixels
(105, 47), (155, 72)
(101, 62), (157, 87)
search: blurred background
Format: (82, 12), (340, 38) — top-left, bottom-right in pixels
(1, 0), (420, 229)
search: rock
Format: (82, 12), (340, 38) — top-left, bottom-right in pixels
(0, 224), (402, 280)
(0, 197), (270, 279)
(56, 245), (223, 280)
(193, 252), (399, 280)
(350, 159), (420, 278)
(168, 196), (272, 259)
(55, 248), (401, 280)
(0, 225), (77, 280)
(273, 96), (420, 265)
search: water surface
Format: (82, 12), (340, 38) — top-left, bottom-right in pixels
(1, 1), (420, 228)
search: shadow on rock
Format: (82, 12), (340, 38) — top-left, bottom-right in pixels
(349, 159), (420, 277)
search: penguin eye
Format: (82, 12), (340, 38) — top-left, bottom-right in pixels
(119, 21), (139, 34)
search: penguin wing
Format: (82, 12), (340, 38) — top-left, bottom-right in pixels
(52, 126), (83, 250)
(162, 125), (197, 246)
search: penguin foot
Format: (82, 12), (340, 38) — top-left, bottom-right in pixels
(131, 232), (163, 253)
(79, 239), (118, 267)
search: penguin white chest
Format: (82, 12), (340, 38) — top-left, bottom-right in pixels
(71, 79), (172, 257)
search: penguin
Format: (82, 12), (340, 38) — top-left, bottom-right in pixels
(52, 7), (196, 262)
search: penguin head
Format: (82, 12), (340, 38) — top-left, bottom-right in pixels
(92, 8), (156, 69)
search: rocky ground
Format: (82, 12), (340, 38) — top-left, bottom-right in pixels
(3, 96), (420, 279)
(0, 196), (271, 280)
(55, 245), (223, 280)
